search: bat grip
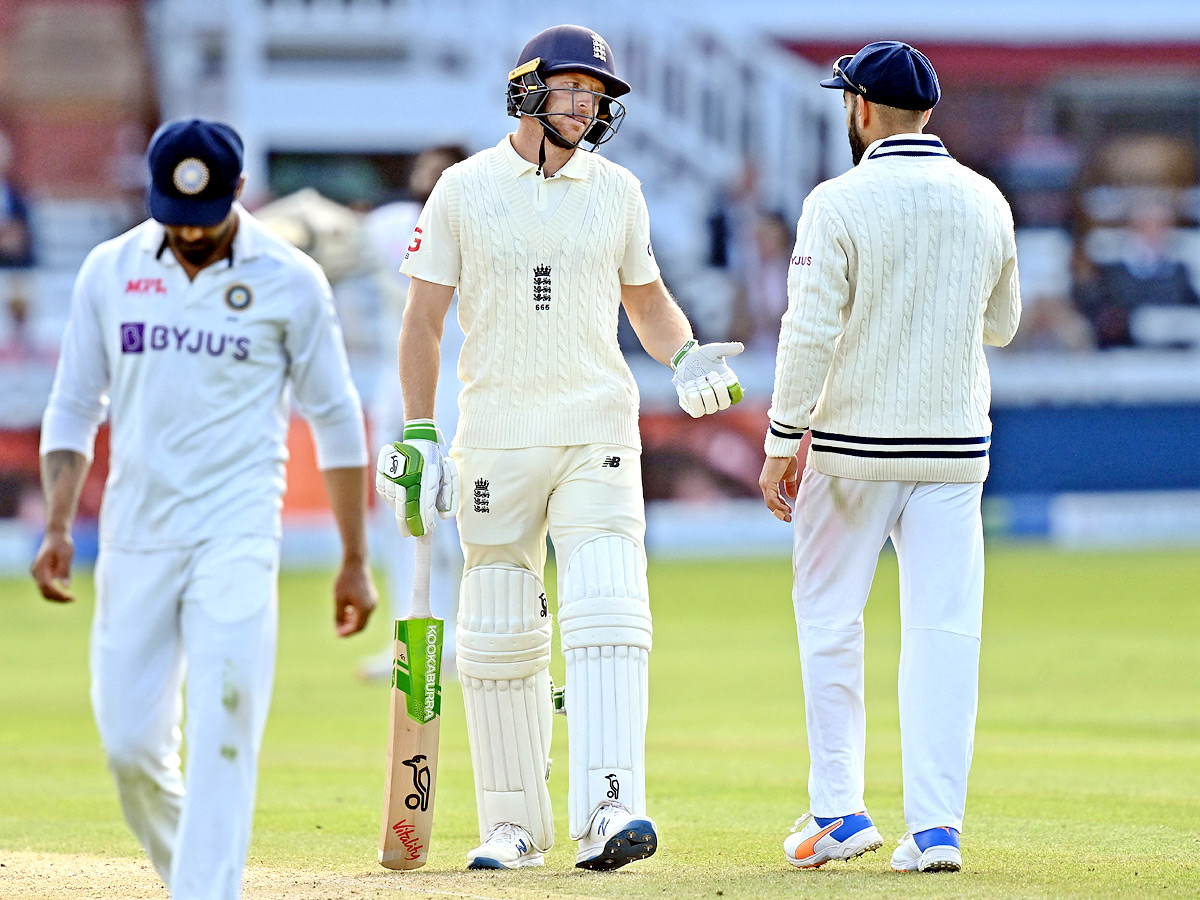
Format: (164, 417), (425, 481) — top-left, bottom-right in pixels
(411, 533), (433, 618)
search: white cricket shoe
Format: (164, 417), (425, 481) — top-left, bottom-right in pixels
(890, 827), (962, 872)
(784, 811), (884, 868)
(575, 802), (658, 870)
(466, 822), (544, 870)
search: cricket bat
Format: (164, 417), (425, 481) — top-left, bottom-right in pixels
(379, 533), (443, 870)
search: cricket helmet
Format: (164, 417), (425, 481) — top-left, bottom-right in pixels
(506, 24), (629, 149)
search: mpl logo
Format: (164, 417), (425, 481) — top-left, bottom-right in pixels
(126, 278), (168, 295)
(120, 322), (145, 353)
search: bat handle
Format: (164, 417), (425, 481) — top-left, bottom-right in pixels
(411, 532), (433, 619)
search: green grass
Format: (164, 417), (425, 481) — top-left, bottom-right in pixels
(2, 545), (1199, 898)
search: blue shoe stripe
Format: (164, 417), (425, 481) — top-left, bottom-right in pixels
(468, 856), (514, 869)
(914, 826), (960, 851)
(814, 812), (876, 842)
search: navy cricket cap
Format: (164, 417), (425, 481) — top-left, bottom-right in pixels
(146, 118), (244, 226)
(820, 41), (941, 111)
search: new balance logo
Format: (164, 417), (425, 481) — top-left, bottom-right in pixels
(473, 478), (490, 514)
(533, 263), (551, 311)
(601, 456), (621, 468)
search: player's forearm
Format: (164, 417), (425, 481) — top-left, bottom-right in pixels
(621, 278), (694, 367)
(398, 279), (455, 422)
(321, 466), (370, 565)
(40, 450), (89, 535)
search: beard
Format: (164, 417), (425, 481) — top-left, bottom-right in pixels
(172, 239), (220, 266)
(166, 217), (235, 267)
(848, 113), (868, 166)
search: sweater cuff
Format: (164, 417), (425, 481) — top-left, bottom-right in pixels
(764, 433), (804, 458)
(764, 420), (807, 458)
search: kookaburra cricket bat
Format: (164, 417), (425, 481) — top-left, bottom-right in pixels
(379, 534), (443, 870)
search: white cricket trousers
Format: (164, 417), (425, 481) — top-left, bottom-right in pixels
(91, 535), (279, 900)
(791, 470), (984, 834)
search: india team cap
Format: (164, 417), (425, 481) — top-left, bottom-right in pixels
(819, 41), (941, 111)
(147, 118), (244, 226)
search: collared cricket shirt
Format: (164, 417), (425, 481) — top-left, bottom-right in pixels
(41, 205), (367, 549)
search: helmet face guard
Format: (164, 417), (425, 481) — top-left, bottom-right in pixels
(507, 61), (626, 151)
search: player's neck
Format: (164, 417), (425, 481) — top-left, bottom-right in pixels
(510, 127), (575, 178)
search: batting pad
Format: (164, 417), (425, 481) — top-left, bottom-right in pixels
(456, 565), (555, 850)
(559, 534), (653, 839)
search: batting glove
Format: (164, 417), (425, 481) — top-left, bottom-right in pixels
(375, 419), (460, 538)
(671, 339), (745, 418)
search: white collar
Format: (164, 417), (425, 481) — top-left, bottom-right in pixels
(500, 134), (591, 180)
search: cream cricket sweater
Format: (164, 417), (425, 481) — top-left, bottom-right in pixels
(400, 137), (659, 450)
(766, 134), (1022, 482)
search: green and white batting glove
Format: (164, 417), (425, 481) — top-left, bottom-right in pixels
(671, 339), (745, 418)
(375, 419), (460, 538)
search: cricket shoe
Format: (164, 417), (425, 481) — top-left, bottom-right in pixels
(575, 802), (658, 871)
(466, 822), (544, 869)
(784, 811), (884, 868)
(890, 826), (962, 873)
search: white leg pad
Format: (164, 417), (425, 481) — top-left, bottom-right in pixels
(457, 565), (554, 850)
(559, 534), (653, 840)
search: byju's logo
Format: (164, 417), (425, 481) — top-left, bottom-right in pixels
(118, 322), (250, 361)
(120, 322), (145, 353)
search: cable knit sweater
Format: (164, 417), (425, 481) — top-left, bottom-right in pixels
(400, 137), (659, 450)
(766, 134), (1021, 482)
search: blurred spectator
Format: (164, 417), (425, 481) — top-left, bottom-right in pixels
(1008, 294), (1093, 353)
(731, 210), (792, 353)
(996, 122), (1080, 228)
(707, 160), (760, 274)
(1073, 202), (1200, 348)
(0, 129), (33, 270)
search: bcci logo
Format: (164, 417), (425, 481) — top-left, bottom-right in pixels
(403, 754), (431, 811)
(173, 158), (210, 195)
(225, 284), (253, 311)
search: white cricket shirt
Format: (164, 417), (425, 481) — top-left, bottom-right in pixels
(399, 136), (660, 450)
(41, 205), (368, 549)
(767, 134), (1022, 483)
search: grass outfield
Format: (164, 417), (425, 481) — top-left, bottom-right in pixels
(2, 544), (1198, 899)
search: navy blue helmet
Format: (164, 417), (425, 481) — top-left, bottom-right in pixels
(506, 25), (629, 150)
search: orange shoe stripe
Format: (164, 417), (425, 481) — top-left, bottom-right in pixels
(792, 819), (843, 861)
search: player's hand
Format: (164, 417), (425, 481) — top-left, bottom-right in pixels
(375, 419), (460, 538)
(334, 559), (377, 637)
(760, 454), (800, 522)
(671, 339), (745, 417)
(31, 529), (76, 603)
